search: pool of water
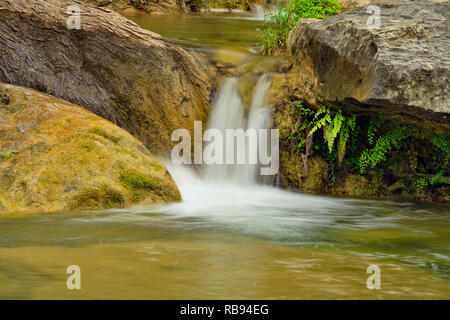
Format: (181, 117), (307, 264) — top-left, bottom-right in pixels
(0, 11), (449, 300)
(121, 9), (264, 49)
(1, 166), (449, 299)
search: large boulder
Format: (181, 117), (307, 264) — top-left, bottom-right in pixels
(0, 0), (212, 156)
(0, 82), (181, 215)
(339, 0), (448, 12)
(287, 1), (449, 126)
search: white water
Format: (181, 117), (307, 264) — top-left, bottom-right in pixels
(148, 74), (421, 240)
(94, 75), (450, 277)
(200, 4), (276, 21)
(154, 74), (390, 234)
(203, 74), (273, 184)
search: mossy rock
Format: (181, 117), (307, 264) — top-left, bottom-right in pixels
(0, 83), (181, 215)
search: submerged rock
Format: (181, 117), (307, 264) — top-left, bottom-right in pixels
(287, 1), (449, 125)
(0, 0), (212, 156)
(0, 83), (181, 215)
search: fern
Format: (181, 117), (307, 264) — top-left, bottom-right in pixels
(359, 125), (409, 174)
(429, 134), (450, 185)
(367, 117), (383, 145)
(327, 110), (344, 152)
(309, 106), (331, 136)
(337, 114), (356, 165)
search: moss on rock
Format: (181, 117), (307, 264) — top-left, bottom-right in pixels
(273, 98), (449, 202)
(0, 83), (181, 215)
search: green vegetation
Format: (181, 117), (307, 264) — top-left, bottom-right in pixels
(358, 125), (410, 174)
(70, 184), (125, 209)
(260, 0), (341, 55)
(121, 172), (160, 190)
(283, 100), (449, 198)
(121, 172), (162, 202)
(3, 150), (17, 160)
(308, 106), (356, 166)
(89, 127), (121, 143)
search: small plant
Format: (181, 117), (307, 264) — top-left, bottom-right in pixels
(121, 172), (160, 191)
(358, 125), (410, 174)
(3, 150), (17, 160)
(338, 114), (356, 165)
(429, 134), (450, 185)
(261, 7), (295, 55)
(308, 106), (356, 166)
(414, 177), (428, 194)
(260, 0), (341, 55)
(367, 117), (384, 145)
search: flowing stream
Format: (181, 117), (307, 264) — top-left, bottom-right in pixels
(203, 75), (272, 184)
(0, 10), (449, 299)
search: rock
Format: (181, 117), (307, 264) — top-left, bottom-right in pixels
(0, 0), (212, 156)
(339, 0), (448, 12)
(1, 94), (9, 105)
(80, 0), (188, 14)
(279, 153), (329, 194)
(287, 1), (450, 126)
(0, 82), (181, 215)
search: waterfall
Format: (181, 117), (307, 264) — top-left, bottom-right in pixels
(202, 74), (273, 185)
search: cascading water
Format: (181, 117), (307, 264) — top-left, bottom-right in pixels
(202, 74), (273, 185)
(152, 64), (449, 288)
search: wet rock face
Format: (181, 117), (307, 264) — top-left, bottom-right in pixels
(0, 82), (181, 215)
(288, 1), (450, 124)
(0, 0), (212, 156)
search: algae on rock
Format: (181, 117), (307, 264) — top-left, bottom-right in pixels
(0, 83), (181, 215)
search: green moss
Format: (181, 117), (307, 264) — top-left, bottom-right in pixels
(121, 172), (160, 191)
(3, 150), (17, 160)
(120, 172), (162, 203)
(70, 185), (125, 209)
(89, 127), (121, 143)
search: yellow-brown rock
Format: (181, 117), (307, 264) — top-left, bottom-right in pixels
(0, 83), (181, 215)
(0, 0), (213, 156)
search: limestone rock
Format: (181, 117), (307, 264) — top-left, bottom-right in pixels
(0, 0), (212, 155)
(288, 1), (450, 125)
(0, 82), (181, 215)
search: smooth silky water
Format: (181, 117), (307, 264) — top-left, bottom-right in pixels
(1, 10), (449, 300)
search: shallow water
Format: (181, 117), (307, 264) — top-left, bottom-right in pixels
(122, 9), (264, 49)
(1, 165), (449, 299)
(0, 11), (449, 300)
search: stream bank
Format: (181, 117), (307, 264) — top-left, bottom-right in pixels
(269, 1), (449, 202)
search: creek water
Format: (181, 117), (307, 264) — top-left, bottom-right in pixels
(0, 10), (449, 300)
